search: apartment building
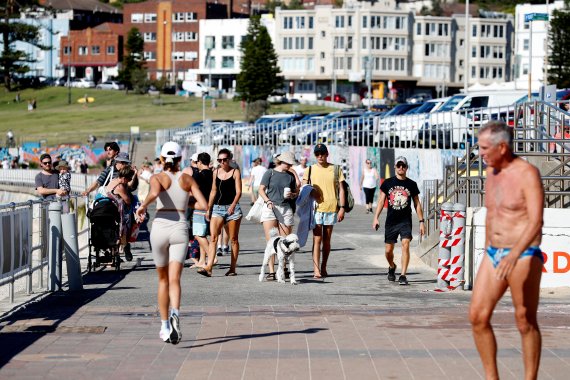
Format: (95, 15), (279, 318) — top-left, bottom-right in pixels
(59, 23), (124, 82)
(275, 1), (514, 101)
(514, 1), (565, 91)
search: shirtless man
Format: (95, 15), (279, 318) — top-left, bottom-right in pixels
(469, 121), (544, 380)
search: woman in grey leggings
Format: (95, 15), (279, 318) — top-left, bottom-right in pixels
(136, 142), (207, 344)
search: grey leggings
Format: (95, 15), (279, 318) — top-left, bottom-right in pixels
(150, 217), (188, 267)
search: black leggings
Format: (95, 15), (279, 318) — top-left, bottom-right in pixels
(363, 187), (376, 204)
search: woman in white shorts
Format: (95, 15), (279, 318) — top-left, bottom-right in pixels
(135, 142), (207, 345)
(258, 151), (298, 280)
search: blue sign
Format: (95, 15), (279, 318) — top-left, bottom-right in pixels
(525, 13), (549, 22)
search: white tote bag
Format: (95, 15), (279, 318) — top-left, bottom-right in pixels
(245, 197), (264, 223)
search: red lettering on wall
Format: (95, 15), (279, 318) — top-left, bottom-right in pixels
(542, 252), (548, 273)
(553, 252), (570, 273)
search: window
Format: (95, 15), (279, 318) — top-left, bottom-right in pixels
(144, 13), (156, 23)
(78, 46), (88, 55)
(222, 56), (234, 68)
(308, 37), (314, 50)
(205, 36), (215, 49)
(172, 51), (184, 61)
(499, 26), (504, 38)
(472, 25), (477, 37)
(523, 39), (529, 51)
(308, 16), (314, 29)
(206, 56), (215, 69)
(106, 46), (115, 55)
(334, 57), (343, 70)
(334, 36), (344, 49)
(91, 46), (100, 55)
(185, 51), (197, 61)
(144, 32), (157, 42)
(472, 47), (477, 58)
(307, 58), (314, 71)
(131, 13), (143, 23)
(173, 32), (184, 42)
(335, 16), (344, 28)
(362, 16), (368, 28)
(321, 30), (326, 37)
(185, 32), (197, 41)
(295, 37), (304, 49)
(64, 45), (71, 55)
(348, 15), (353, 27)
(320, 52), (325, 59)
(298, 81), (314, 91)
(471, 66), (476, 78)
(283, 37), (293, 50)
(459, 59), (464, 68)
(524, 21), (529, 30)
(186, 12), (197, 22)
(173, 13), (185, 22)
(347, 36), (353, 50)
(347, 57), (352, 70)
(283, 17), (293, 29)
(362, 36), (367, 50)
(522, 64), (529, 75)
(222, 36), (234, 49)
(143, 51), (156, 61)
(295, 16), (305, 29)
(320, 66), (325, 74)
(417, 23), (421, 35)
(493, 25), (499, 38)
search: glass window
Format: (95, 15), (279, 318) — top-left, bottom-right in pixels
(283, 17), (293, 29)
(186, 32), (197, 41)
(144, 32), (157, 42)
(347, 57), (352, 70)
(308, 37), (314, 50)
(523, 39), (529, 50)
(335, 15), (344, 28)
(472, 47), (476, 58)
(131, 13), (143, 23)
(78, 46), (88, 55)
(173, 13), (185, 22)
(91, 46), (100, 55)
(307, 57), (314, 71)
(64, 45), (71, 55)
(362, 36), (367, 50)
(186, 12), (197, 22)
(472, 25), (477, 37)
(144, 13), (156, 23)
(185, 51), (198, 61)
(417, 23), (421, 35)
(296, 16), (305, 29)
(222, 36), (234, 49)
(173, 32), (184, 42)
(347, 36), (353, 50)
(205, 36), (215, 49)
(295, 37), (304, 50)
(206, 56), (215, 69)
(472, 66), (476, 78)
(106, 46), (115, 55)
(308, 16), (314, 29)
(222, 56), (234, 68)
(143, 51), (156, 61)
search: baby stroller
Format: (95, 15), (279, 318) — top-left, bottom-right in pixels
(87, 197), (122, 271)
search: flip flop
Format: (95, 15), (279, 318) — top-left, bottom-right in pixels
(225, 271), (237, 276)
(313, 274), (322, 279)
(197, 268), (212, 277)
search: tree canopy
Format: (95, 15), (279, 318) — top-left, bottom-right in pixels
(1, 0), (47, 91)
(548, 9), (570, 89)
(118, 27), (148, 93)
(236, 16), (282, 104)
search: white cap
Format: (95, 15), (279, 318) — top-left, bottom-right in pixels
(160, 142), (182, 163)
(191, 153), (199, 162)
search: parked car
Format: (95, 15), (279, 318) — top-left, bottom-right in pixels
(267, 90), (288, 104)
(96, 80), (125, 90)
(406, 93), (432, 103)
(69, 78), (95, 88)
(278, 113), (328, 144)
(323, 94), (347, 104)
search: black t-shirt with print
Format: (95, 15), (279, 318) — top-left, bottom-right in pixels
(380, 176), (420, 224)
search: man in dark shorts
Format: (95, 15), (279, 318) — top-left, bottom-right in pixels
(372, 156), (425, 285)
(35, 153), (66, 200)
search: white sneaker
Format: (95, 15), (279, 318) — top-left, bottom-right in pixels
(169, 314), (181, 345)
(160, 328), (170, 343)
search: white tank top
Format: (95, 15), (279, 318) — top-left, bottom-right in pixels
(362, 168), (377, 189)
(156, 171), (189, 220)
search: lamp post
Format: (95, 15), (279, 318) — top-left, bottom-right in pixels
(67, 35), (71, 105)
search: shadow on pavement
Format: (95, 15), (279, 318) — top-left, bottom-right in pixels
(0, 269), (129, 368)
(183, 327), (328, 349)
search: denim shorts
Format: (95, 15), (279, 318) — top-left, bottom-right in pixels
(315, 211), (338, 226)
(212, 204), (243, 222)
(192, 210), (210, 237)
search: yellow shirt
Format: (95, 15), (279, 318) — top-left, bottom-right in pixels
(303, 164), (345, 213)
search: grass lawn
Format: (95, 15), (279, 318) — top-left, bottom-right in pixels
(0, 87), (336, 145)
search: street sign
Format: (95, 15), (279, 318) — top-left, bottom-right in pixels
(525, 13), (549, 22)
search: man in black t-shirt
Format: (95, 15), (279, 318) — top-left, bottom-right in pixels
(372, 156), (425, 285)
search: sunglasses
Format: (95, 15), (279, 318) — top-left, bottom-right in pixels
(314, 152), (326, 157)
(366, 161), (371, 164)
(396, 163), (407, 169)
(217, 157), (229, 163)
(41, 161), (52, 165)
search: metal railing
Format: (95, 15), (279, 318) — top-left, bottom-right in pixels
(0, 196), (90, 303)
(421, 101), (570, 239)
(0, 169), (97, 193)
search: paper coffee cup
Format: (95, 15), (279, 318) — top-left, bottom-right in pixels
(284, 187), (291, 198)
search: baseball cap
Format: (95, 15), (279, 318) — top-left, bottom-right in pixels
(191, 153), (199, 162)
(395, 156), (408, 166)
(276, 151), (295, 165)
(160, 141), (182, 158)
(314, 143), (328, 155)
(115, 152), (131, 163)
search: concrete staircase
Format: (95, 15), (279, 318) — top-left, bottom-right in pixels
(131, 140), (157, 165)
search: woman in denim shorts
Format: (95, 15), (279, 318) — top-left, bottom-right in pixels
(198, 148), (242, 277)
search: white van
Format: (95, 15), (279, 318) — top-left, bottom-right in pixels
(182, 81), (208, 96)
(426, 91), (525, 148)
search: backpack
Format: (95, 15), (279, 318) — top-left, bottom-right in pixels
(308, 164), (354, 213)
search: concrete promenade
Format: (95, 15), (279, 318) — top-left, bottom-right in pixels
(1, 205), (569, 379)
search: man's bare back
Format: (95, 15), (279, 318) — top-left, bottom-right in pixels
(485, 157), (542, 249)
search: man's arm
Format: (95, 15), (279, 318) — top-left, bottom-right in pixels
(412, 194), (425, 237)
(36, 186), (60, 196)
(82, 166), (110, 195)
